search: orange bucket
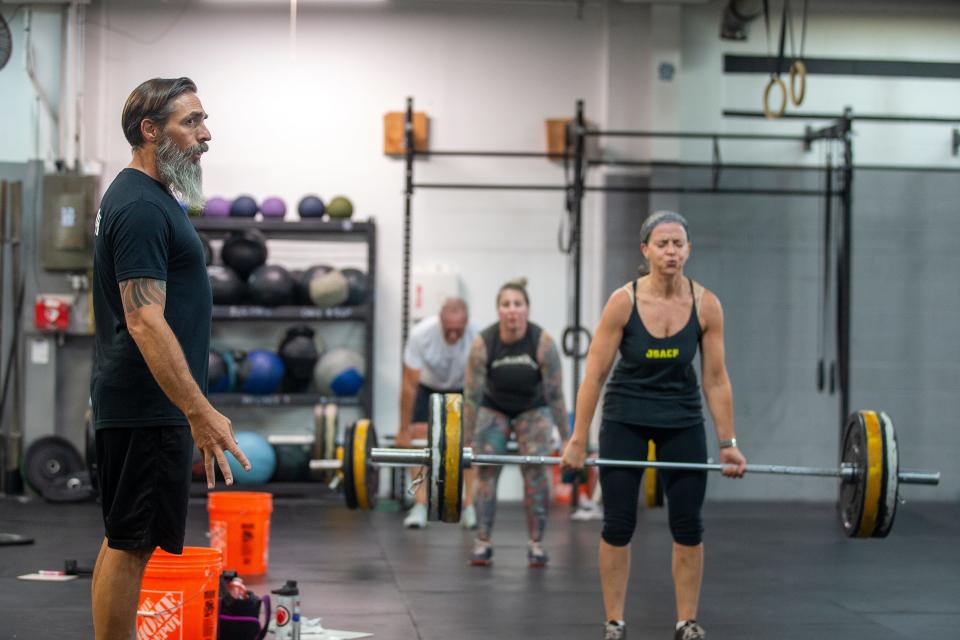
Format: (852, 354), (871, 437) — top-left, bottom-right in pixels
(207, 491), (273, 575)
(136, 546), (222, 640)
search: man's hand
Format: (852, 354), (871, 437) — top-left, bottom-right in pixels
(189, 407), (251, 487)
(560, 437), (588, 472)
(720, 446), (746, 478)
(395, 428), (412, 448)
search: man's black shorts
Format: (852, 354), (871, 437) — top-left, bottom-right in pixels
(96, 425), (193, 554)
(412, 384), (463, 424)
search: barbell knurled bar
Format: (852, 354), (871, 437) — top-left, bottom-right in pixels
(368, 448), (939, 485)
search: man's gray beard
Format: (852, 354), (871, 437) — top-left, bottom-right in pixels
(156, 134), (206, 211)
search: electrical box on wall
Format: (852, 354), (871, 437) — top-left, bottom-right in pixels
(41, 174), (99, 271)
(411, 265), (463, 323)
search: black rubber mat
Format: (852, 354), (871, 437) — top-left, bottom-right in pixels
(1, 495), (957, 639)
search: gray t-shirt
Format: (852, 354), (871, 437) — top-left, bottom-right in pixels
(403, 315), (476, 390)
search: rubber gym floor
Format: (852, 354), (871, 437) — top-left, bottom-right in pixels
(1, 493), (957, 639)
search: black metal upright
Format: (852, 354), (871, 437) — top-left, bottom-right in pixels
(569, 100), (587, 415)
(837, 108), (854, 426)
(402, 97), (415, 346)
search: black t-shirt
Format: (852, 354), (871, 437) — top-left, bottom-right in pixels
(480, 322), (546, 418)
(90, 168), (212, 429)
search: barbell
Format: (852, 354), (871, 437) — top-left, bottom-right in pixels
(340, 393), (940, 539)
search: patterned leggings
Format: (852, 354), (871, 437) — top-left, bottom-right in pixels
(473, 405), (553, 542)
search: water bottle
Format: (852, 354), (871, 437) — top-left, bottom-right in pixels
(271, 580), (301, 640)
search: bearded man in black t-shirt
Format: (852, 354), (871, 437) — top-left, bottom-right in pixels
(89, 77), (250, 639)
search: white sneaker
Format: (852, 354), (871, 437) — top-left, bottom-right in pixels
(403, 503), (428, 529)
(571, 499), (603, 521)
(460, 504), (477, 530)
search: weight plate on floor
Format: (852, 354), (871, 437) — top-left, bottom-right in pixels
(874, 411), (899, 538)
(343, 420), (377, 511)
(839, 412), (866, 537)
(0, 533), (34, 546)
(857, 410), (884, 538)
(23, 436), (85, 496)
(427, 393), (464, 523)
(441, 394), (463, 523)
(42, 471), (96, 503)
(839, 410), (885, 538)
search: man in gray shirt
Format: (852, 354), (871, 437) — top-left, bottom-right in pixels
(397, 298), (476, 528)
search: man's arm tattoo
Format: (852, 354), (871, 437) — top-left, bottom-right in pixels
(120, 278), (167, 314)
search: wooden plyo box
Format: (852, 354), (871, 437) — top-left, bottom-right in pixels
(545, 117), (599, 161)
(384, 112), (430, 156)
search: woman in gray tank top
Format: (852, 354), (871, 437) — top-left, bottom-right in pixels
(561, 212), (746, 640)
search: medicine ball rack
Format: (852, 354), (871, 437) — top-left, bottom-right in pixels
(191, 217), (376, 418)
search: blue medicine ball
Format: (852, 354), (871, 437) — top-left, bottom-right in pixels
(230, 195), (259, 218)
(237, 350), (285, 395)
(227, 432), (276, 485)
(298, 195), (326, 218)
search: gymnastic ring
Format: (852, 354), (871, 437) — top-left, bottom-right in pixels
(762, 76), (787, 120)
(561, 325), (592, 358)
(789, 60), (807, 106)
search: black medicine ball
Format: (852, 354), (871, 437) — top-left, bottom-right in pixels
(198, 232), (213, 266)
(208, 265), (246, 305)
(208, 350), (230, 393)
(278, 325), (321, 392)
(221, 229), (268, 278)
(341, 268), (369, 306)
(247, 265), (296, 307)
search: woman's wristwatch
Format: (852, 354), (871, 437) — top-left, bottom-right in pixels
(718, 438), (737, 449)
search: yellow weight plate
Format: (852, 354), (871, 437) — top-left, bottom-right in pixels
(856, 411), (883, 538)
(353, 419), (371, 510)
(442, 394), (464, 523)
(644, 440), (659, 509)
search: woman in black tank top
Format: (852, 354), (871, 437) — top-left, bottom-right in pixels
(463, 279), (570, 568)
(560, 212), (747, 640)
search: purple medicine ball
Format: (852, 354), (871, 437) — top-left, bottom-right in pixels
(203, 196), (231, 218)
(261, 197), (287, 219)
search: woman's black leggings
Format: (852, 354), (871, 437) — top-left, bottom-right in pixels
(599, 419), (707, 547)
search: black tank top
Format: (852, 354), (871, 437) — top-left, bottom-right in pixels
(603, 278), (703, 428)
(480, 322), (546, 418)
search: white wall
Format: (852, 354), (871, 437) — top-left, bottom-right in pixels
(78, 0), (621, 499)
